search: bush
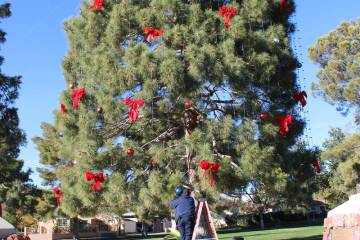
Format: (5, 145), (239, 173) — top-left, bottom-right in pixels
(234, 211), (326, 228)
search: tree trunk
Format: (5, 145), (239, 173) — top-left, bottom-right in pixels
(185, 130), (196, 186)
(72, 217), (80, 240)
(0, 203), (2, 217)
(259, 211), (265, 230)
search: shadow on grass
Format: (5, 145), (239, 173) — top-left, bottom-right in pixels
(217, 223), (323, 235)
(219, 235), (323, 240)
(286, 235), (322, 240)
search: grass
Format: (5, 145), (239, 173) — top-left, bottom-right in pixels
(77, 225), (323, 240)
(105, 225), (323, 240)
(216, 225), (323, 240)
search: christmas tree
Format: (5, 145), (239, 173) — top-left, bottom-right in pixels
(34, 0), (318, 235)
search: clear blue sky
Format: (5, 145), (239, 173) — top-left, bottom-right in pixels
(1, 0), (359, 186)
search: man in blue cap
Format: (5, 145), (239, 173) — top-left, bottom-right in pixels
(170, 186), (195, 240)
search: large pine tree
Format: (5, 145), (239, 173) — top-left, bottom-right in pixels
(35, 0), (318, 235)
(0, 3), (33, 219)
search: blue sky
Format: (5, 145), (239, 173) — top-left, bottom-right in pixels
(1, 0), (359, 186)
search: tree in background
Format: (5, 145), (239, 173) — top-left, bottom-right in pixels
(309, 18), (360, 208)
(316, 128), (360, 208)
(35, 0), (317, 234)
(0, 2), (40, 227)
(308, 19), (360, 124)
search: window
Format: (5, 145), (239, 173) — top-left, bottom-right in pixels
(57, 218), (69, 227)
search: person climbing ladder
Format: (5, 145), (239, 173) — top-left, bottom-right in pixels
(170, 186), (196, 240)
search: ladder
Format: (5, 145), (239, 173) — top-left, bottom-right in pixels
(191, 199), (218, 240)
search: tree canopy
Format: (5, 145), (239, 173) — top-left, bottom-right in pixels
(308, 19), (360, 123)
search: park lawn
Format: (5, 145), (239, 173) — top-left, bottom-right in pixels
(217, 225), (323, 240)
(143, 225), (323, 240)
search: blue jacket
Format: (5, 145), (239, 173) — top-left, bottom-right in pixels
(170, 195), (195, 222)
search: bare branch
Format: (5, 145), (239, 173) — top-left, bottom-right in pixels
(140, 126), (182, 150)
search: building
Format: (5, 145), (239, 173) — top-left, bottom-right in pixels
(24, 212), (168, 240)
(24, 214), (120, 240)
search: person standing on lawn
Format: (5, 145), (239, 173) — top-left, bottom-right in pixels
(170, 186), (195, 240)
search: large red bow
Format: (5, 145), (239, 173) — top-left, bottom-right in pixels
(60, 103), (66, 117)
(292, 91), (307, 108)
(144, 27), (164, 43)
(275, 114), (292, 135)
(70, 87), (85, 108)
(85, 172), (104, 192)
(312, 160), (320, 174)
(219, 5), (237, 29)
(279, 0), (288, 13)
(88, 0), (104, 11)
(53, 187), (62, 206)
(200, 160), (220, 187)
(124, 97), (144, 122)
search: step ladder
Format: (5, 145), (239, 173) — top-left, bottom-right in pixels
(192, 199), (218, 240)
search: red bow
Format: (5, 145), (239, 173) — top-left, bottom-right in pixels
(312, 160), (320, 174)
(124, 97), (144, 122)
(144, 27), (164, 42)
(292, 91), (307, 108)
(53, 187), (62, 206)
(200, 160), (220, 187)
(85, 172), (104, 192)
(70, 87), (85, 108)
(60, 104), (66, 117)
(279, 0), (288, 13)
(219, 5), (237, 29)
(275, 114), (292, 135)
(88, 0), (104, 11)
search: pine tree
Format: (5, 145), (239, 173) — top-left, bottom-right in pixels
(35, 0), (317, 234)
(316, 128), (360, 208)
(308, 19), (360, 124)
(0, 3), (35, 220)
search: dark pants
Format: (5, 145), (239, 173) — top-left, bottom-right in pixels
(177, 213), (195, 240)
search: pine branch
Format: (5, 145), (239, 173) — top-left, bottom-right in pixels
(140, 126), (182, 150)
(99, 118), (132, 139)
(212, 137), (239, 167)
(212, 99), (236, 104)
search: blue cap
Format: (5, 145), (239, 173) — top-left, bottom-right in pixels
(175, 187), (183, 196)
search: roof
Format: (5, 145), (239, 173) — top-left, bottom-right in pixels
(328, 194), (360, 216)
(122, 212), (136, 217)
(310, 200), (327, 206)
(0, 217), (16, 238)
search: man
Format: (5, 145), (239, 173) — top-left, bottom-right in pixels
(170, 186), (195, 240)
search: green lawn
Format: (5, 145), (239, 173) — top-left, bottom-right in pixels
(142, 225), (323, 240)
(216, 225), (323, 240)
(81, 225), (322, 240)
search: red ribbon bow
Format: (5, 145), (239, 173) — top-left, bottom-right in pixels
(144, 27), (164, 42)
(85, 172), (104, 192)
(312, 160), (320, 174)
(124, 97), (144, 122)
(52, 187), (62, 206)
(88, 0), (104, 11)
(275, 114), (292, 135)
(279, 0), (288, 13)
(70, 87), (85, 108)
(200, 160), (220, 187)
(219, 5), (237, 29)
(292, 91), (307, 108)
(60, 103), (66, 117)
